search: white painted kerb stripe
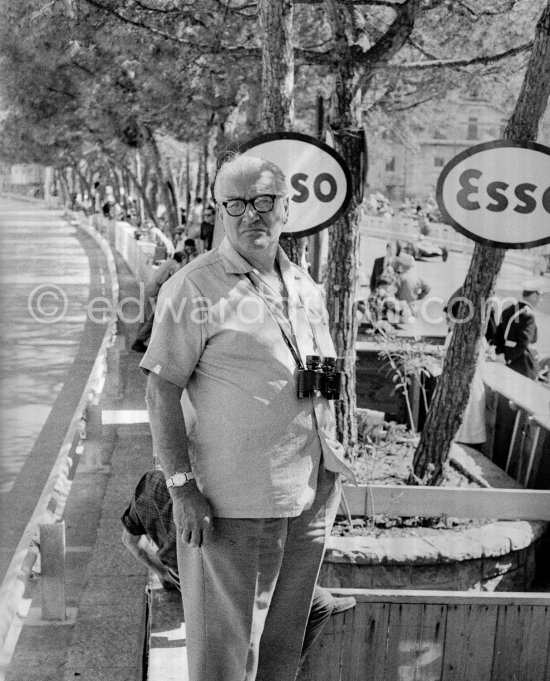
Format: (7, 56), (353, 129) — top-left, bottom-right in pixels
(102, 409), (149, 425)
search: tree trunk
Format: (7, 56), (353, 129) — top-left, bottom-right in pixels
(144, 131), (179, 236)
(58, 167), (71, 205)
(410, 1), (550, 485)
(258, 0), (294, 131)
(257, 0), (301, 264)
(102, 149), (161, 231)
(323, 0), (363, 456)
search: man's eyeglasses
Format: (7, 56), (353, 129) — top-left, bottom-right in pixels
(221, 194), (279, 217)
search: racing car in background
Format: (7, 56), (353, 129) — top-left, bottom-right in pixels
(400, 238), (448, 262)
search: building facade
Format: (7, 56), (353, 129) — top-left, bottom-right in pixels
(367, 96), (550, 203)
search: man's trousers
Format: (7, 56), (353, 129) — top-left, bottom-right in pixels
(177, 465), (341, 681)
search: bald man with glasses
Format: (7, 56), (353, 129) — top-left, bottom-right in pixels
(141, 155), (354, 681)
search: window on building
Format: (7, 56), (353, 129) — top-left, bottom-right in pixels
(434, 157), (445, 168)
(385, 157), (396, 172)
(467, 117), (479, 140)
(434, 129), (447, 140)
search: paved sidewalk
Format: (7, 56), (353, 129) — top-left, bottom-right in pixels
(5, 255), (152, 681)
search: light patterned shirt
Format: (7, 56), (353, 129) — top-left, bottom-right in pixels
(141, 237), (354, 518)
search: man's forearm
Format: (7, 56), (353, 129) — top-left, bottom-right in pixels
(145, 372), (191, 477)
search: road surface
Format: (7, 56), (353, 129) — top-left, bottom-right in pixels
(0, 197), (111, 581)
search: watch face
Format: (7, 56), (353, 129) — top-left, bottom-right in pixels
(167, 472), (194, 487)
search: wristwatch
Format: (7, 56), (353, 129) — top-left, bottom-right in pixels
(166, 472), (195, 488)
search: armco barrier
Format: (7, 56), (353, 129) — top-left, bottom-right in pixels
(0, 210), (119, 666)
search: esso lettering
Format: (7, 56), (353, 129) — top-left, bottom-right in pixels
(291, 172), (338, 204)
(457, 169), (550, 214)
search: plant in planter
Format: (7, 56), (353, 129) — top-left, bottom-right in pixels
(377, 333), (443, 436)
(338, 335), (473, 533)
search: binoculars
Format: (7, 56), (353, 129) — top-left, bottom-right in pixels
(297, 355), (343, 400)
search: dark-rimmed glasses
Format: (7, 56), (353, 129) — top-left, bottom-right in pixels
(221, 194), (279, 217)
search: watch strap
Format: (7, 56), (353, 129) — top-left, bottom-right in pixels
(166, 472), (195, 488)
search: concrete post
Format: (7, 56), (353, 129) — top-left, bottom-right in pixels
(40, 522), (66, 622)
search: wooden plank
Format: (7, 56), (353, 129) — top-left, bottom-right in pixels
(299, 614), (343, 681)
(384, 603), (422, 680)
(482, 361), (550, 416)
(484, 386), (498, 462)
(384, 602), (446, 680)
(336, 603), (363, 681)
(492, 604), (526, 681)
(513, 605), (550, 681)
(415, 604), (446, 681)
(362, 602), (391, 681)
(335, 601), (372, 681)
(328, 587), (550, 607)
(342, 484), (550, 520)
(441, 604), (497, 681)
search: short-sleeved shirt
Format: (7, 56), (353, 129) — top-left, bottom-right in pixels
(140, 237), (354, 518)
(121, 470), (178, 571)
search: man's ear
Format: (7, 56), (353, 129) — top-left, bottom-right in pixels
(282, 196), (290, 224)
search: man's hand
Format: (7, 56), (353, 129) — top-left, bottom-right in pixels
(159, 566), (181, 591)
(171, 482), (213, 548)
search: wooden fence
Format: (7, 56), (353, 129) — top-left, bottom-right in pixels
(300, 478), (550, 680)
(298, 589), (550, 681)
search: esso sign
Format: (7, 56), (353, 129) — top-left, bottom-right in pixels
(437, 141), (550, 248)
(239, 132), (351, 236)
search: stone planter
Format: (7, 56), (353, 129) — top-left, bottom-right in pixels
(321, 446), (547, 591)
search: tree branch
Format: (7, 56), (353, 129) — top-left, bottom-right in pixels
(395, 41), (533, 70)
(81, 0), (205, 43)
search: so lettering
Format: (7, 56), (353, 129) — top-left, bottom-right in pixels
(291, 172), (338, 203)
(457, 168), (550, 214)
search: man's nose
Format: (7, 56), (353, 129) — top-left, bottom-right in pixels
(241, 203), (260, 221)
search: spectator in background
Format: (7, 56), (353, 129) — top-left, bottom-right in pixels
(494, 281), (543, 379)
(199, 204), (216, 252)
(395, 253), (430, 312)
(368, 275), (414, 333)
(416, 205), (431, 236)
(131, 252), (185, 353)
(370, 240), (400, 291)
(180, 238), (198, 265)
(173, 228), (185, 251)
(444, 297), (487, 450)
(186, 197), (203, 241)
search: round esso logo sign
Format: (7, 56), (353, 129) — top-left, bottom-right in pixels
(239, 132), (352, 237)
(437, 141), (550, 249)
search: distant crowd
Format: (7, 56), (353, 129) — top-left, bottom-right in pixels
(357, 239), (431, 333)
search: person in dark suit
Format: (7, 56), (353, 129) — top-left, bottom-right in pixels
(495, 282), (543, 379)
(370, 240), (399, 290)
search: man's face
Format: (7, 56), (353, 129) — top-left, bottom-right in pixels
(217, 166), (288, 258)
(203, 208), (215, 224)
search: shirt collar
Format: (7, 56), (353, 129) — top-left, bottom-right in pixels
(218, 236), (301, 283)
